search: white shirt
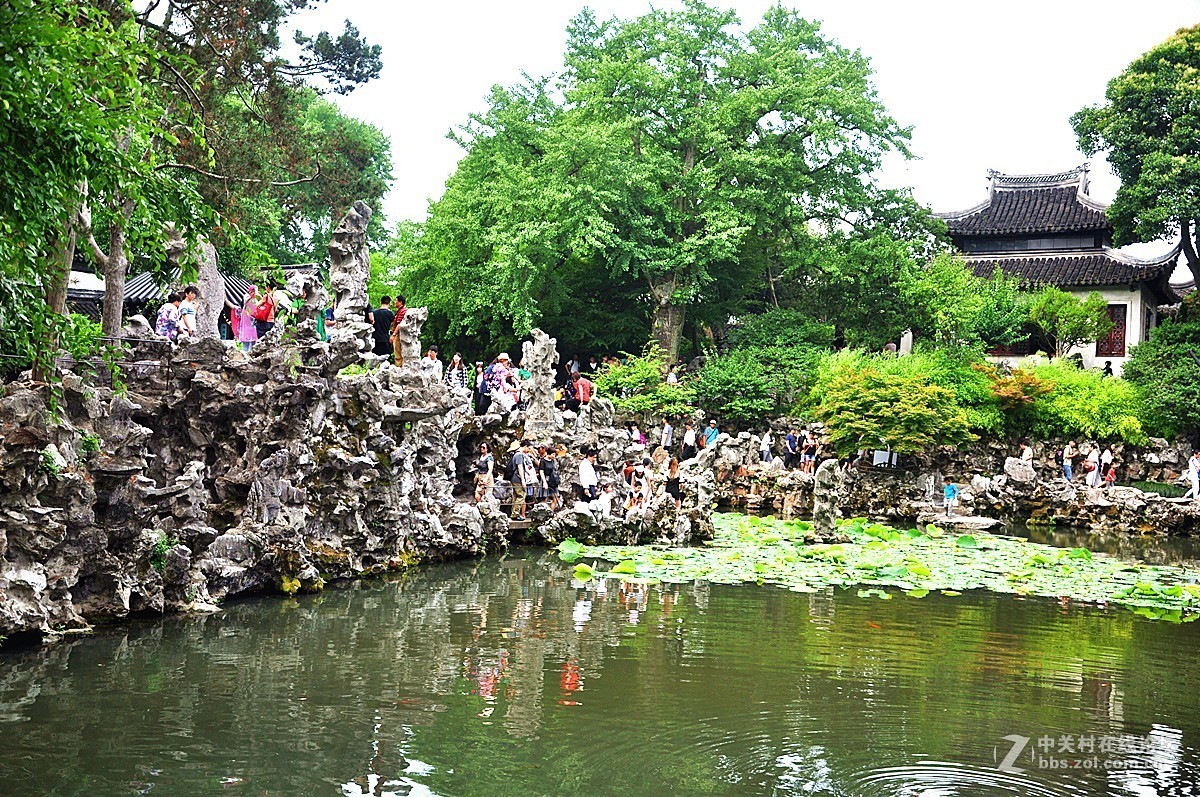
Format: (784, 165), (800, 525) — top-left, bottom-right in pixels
(761, 432), (772, 451)
(660, 424), (673, 447)
(593, 491), (613, 517)
(1101, 449), (1114, 466)
(683, 428), (696, 446)
(420, 356), (444, 382)
(272, 289), (293, 312)
(578, 459), (599, 488)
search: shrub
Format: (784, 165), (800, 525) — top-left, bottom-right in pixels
(693, 349), (779, 423)
(1122, 316), (1200, 438)
(594, 348), (696, 417)
(809, 349), (975, 455)
(1025, 361), (1146, 444)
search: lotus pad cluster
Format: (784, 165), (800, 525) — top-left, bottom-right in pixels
(559, 514), (1200, 622)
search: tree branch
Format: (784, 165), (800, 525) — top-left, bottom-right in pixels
(155, 159), (321, 186)
(76, 201), (110, 269)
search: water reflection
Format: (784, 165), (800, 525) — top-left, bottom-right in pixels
(1, 548), (1200, 795)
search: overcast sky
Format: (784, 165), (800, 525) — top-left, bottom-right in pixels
(300, 0), (1199, 238)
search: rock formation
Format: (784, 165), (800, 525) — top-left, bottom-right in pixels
(520, 329), (560, 432)
(812, 458), (843, 537)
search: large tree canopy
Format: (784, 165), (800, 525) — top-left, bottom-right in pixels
(400, 1), (914, 361)
(1072, 24), (1200, 284)
(0, 0), (387, 344)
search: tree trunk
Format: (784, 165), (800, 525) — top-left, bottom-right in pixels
(101, 225), (129, 339)
(34, 220), (76, 381)
(649, 274), (685, 363)
(1181, 219), (1200, 287)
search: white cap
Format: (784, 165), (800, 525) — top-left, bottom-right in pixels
(497, 352), (510, 361)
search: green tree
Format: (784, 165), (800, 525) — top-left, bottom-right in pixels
(810, 351), (975, 455)
(1028, 287), (1112, 358)
(1122, 306), (1200, 437)
(73, 0), (384, 335)
(899, 255), (1026, 346)
(406, 2), (912, 362)
(1072, 24), (1200, 285)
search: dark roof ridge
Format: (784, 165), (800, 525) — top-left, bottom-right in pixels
(960, 242), (1180, 267)
(988, 164), (1089, 191)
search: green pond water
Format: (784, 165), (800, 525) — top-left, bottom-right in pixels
(4, 530), (1200, 795)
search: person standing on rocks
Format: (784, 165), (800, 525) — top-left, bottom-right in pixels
(784, 428), (799, 469)
(1019, 442), (1034, 462)
(474, 443), (495, 503)
(372, 296), (395, 356)
(538, 446), (561, 510)
(703, 419), (720, 448)
(1085, 444), (1101, 488)
(510, 441), (538, 520)
(578, 448), (600, 501)
(155, 292), (182, 340)
(760, 429), (773, 463)
(943, 477), (959, 518)
(682, 421), (697, 460)
(178, 285), (199, 337)
(665, 457), (682, 509)
(420, 346), (444, 383)
(660, 418), (674, 452)
(1062, 441), (1078, 482)
(1185, 451), (1200, 501)
(388, 296), (408, 365)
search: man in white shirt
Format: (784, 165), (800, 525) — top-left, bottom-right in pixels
(682, 421), (698, 460)
(577, 449), (599, 500)
(660, 418), (673, 450)
(420, 346), (444, 383)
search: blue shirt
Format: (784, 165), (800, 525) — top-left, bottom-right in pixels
(944, 483), (959, 502)
(703, 426), (719, 446)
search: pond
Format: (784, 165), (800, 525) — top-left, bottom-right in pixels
(3, 539), (1200, 796)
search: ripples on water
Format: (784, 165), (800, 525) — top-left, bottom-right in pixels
(2, 548), (1200, 796)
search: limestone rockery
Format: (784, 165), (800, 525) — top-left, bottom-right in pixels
(0, 204), (710, 640)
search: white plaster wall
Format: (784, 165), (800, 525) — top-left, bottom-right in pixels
(984, 283), (1157, 377)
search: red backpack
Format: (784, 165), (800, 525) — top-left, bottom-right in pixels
(251, 292), (276, 322)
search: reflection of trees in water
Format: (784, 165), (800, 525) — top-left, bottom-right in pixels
(2, 551), (1200, 795)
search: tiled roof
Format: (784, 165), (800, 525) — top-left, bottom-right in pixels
(943, 186), (1111, 236)
(117, 270), (253, 307)
(967, 249), (1179, 288)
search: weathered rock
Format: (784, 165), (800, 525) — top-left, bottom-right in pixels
(812, 458), (843, 537)
(1003, 456), (1037, 484)
(520, 329), (561, 433)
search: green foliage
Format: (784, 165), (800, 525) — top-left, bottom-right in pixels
(899, 256), (1028, 347)
(1028, 288), (1112, 358)
(594, 349), (696, 417)
(39, 447), (63, 478)
(583, 512), (1200, 621)
(337, 363), (373, 379)
(809, 350), (976, 455)
(402, 2), (913, 360)
(1026, 361), (1147, 444)
(1122, 315), (1200, 437)
(150, 531), (179, 573)
(60, 314), (105, 362)
(79, 433), (101, 456)
(1072, 24), (1200, 285)
(693, 349), (780, 423)
(727, 309), (834, 350)
(975, 364), (1055, 411)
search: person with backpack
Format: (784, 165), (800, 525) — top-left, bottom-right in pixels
(509, 440), (538, 520)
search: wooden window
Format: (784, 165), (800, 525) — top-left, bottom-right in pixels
(1096, 304), (1127, 357)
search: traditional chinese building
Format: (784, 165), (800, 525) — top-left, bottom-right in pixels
(937, 165), (1181, 373)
